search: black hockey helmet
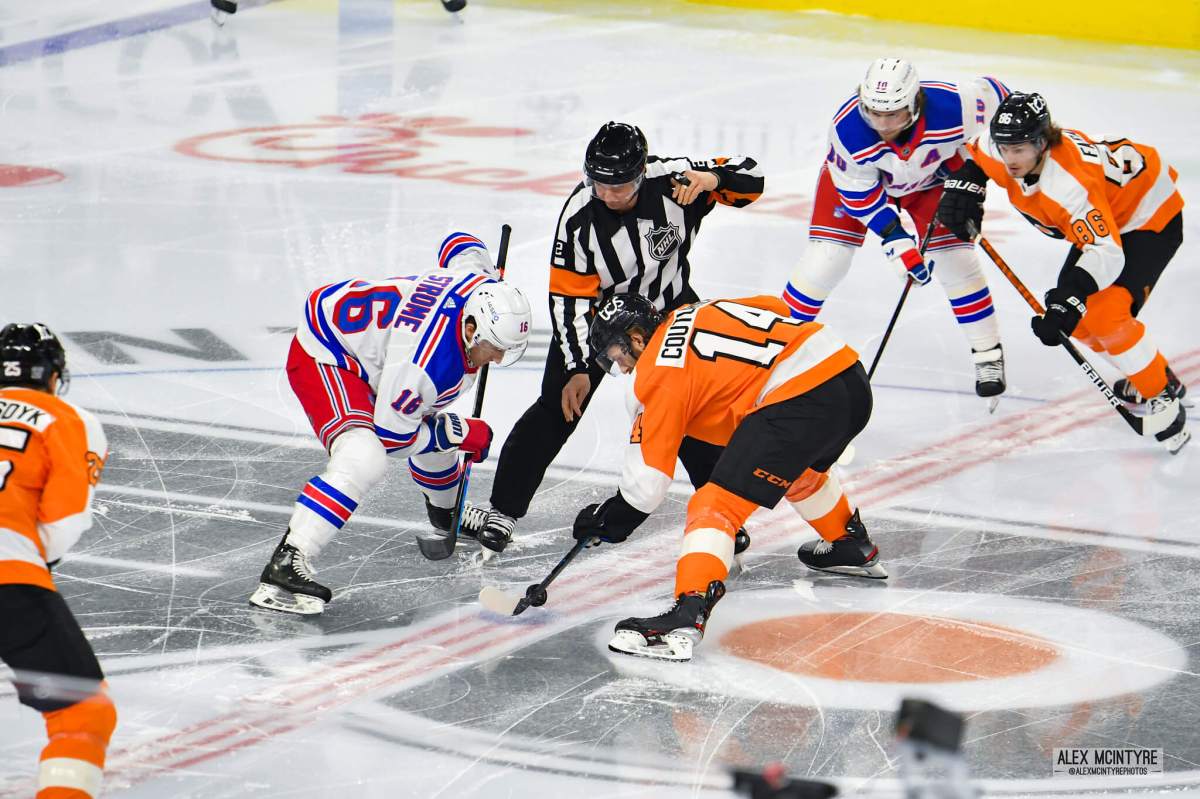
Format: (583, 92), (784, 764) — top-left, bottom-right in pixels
(589, 293), (663, 374)
(584, 122), (648, 186)
(990, 92), (1051, 146)
(0, 323), (68, 393)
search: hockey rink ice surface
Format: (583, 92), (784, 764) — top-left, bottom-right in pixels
(1, 1), (1198, 796)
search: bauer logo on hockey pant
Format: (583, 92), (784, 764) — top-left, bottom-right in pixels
(644, 223), (682, 262)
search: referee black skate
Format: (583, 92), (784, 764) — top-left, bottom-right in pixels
(478, 121), (764, 552)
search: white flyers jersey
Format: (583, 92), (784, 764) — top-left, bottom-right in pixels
(825, 77), (1011, 236)
(296, 269), (493, 454)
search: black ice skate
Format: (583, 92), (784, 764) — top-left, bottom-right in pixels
(1114, 366), (1189, 407)
(441, 0), (466, 12)
(477, 508), (516, 555)
(249, 534), (331, 616)
(797, 510), (888, 579)
(608, 580), (726, 662)
(424, 498), (488, 540)
(971, 344), (1005, 413)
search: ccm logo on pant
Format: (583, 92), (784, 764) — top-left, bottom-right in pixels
(753, 468), (791, 487)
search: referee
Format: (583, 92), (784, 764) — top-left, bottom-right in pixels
(478, 121), (764, 552)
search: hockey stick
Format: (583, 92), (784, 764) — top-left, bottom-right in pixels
(417, 224), (512, 560)
(972, 228), (1143, 435)
(866, 217), (938, 380)
(478, 535), (593, 616)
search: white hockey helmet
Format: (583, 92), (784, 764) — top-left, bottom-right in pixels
(462, 282), (532, 366)
(858, 58), (921, 123)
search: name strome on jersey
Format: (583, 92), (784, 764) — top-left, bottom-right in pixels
(295, 268), (494, 454)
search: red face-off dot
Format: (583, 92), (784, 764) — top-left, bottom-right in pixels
(0, 165), (66, 187)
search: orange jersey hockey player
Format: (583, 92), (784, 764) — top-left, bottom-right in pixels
(574, 294), (881, 662)
(939, 92), (1188, 452)
(0, 323), (116, 798)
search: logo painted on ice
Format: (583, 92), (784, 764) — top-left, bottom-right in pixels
(644, 223), (682, 261)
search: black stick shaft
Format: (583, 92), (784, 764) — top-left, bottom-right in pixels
(866, 217), (938, 381)
(449, 225), (512, 536)
(975, 232), (1142, 435)
(514, 537), (591, 615)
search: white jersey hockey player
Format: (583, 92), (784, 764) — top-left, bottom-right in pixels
(781, 58), (1012, 404)
(250, 233), (532, 615)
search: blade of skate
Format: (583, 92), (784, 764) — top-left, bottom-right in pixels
(607, 630), (694, 662)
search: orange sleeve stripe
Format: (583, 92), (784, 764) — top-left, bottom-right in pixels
(714, 190), (761, 206)
(0, 559), (55, 590)
(548, 267), (600, 298)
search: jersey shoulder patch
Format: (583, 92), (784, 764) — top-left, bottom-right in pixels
(919, 82), (965, 139)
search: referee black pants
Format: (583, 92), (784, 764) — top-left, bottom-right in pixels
(489, 288), (721, 520)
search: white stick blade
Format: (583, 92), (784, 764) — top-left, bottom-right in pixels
(478, 586), (520, 615)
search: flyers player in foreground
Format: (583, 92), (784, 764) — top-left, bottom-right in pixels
(939, 92), (1189, 453)
(0, 323), (115, 798)
(574, 295), (882, 662)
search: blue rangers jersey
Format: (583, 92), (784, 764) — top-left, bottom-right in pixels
(296, 264), (495, 456)
(825, 77), (1010, 238)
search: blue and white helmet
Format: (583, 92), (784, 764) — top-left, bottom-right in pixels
(463, 282), (531, 366)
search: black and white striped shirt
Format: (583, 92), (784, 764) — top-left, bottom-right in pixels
(548, 154), (764, 373)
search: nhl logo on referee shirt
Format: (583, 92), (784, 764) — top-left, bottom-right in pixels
(644, 223), (682, 261)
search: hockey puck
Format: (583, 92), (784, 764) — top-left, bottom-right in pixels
(526, 585), (548, 607)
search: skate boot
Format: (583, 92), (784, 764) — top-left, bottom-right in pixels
(478, 508), (517, 553)
(249, 533), (331, 615)
(441, 0), (466, 11)
(211, 0), (236, 24)
(972, 344), (1005, 412)
(734, 528), (750, 556)
(1114, 366), (1189, 406)
(1144, 386), (1190, 454)
(797, 510), (888, 579)
(424, 498), (488, 540)
(608, 580), (726, 662)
